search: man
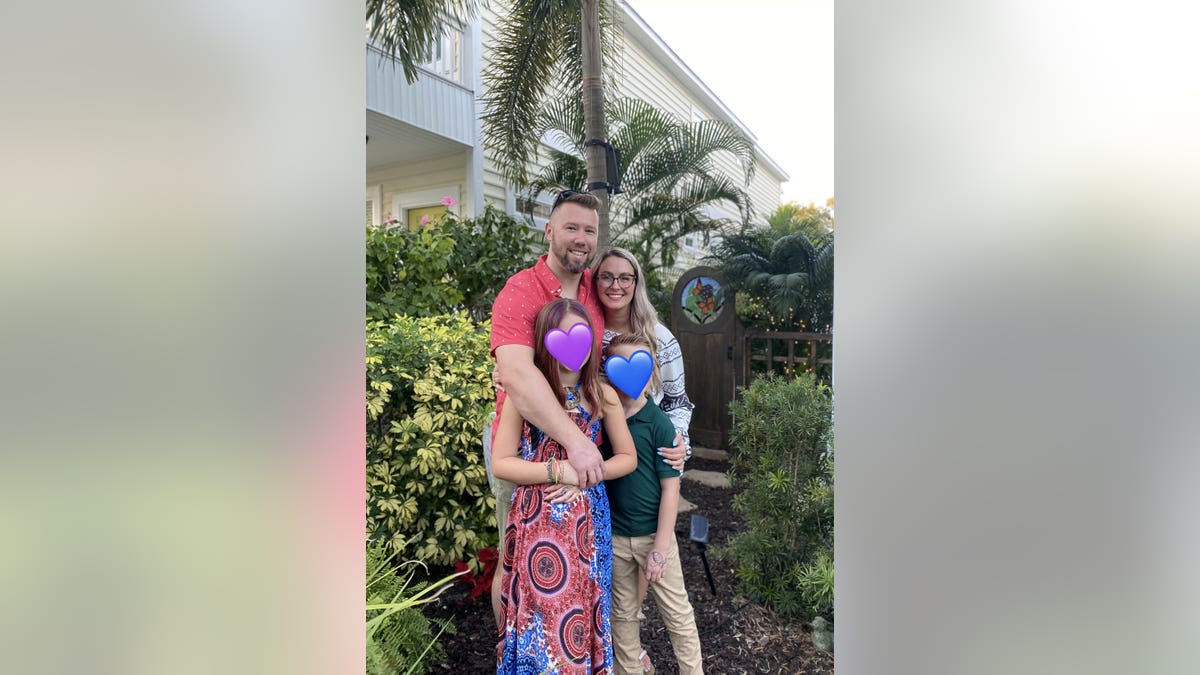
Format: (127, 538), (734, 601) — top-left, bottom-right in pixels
(490, 190), (608, 483)
(486, 190), (608, 626)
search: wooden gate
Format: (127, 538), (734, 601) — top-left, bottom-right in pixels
(670, 266), (742, 449)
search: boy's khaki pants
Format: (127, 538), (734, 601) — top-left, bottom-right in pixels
(610, 532), (704, 674)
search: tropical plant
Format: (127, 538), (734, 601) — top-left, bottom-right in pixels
(719, 373), (833, 618)
(480, 0), (621, 239)
(439, 206), (539, 321)
(529, 97), (755, 280)
(366, 542), (466, 674)
(366, 224), (462, 321)
(366, 205), (537, 321)
(366, 312), (497, 567)
(795, 550), (834, 619)
(711, 215), (834, 333)
(766, 198), (834, 239)
(366, 0), (479, 84)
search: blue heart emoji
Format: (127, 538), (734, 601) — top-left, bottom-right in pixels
(605, 349), (654, 399)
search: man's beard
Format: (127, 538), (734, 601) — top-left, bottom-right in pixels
(557, 248), (592, 274)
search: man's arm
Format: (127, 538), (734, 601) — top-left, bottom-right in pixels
(495, 344), (604, 488)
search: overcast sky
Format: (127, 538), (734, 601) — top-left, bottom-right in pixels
(625, 0), (833, 207)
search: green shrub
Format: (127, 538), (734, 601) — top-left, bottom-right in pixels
(366, 543), (464, 675)
(720, 373), (833, 618)
(367, 312), (497, 568)
(366, 206), (537, 322)
(795, 549), (834, 619)
(366, 225), (462, 321)
(440, 205), (538, 321)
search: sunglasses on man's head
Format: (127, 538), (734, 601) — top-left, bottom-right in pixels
(552, 189), (581, 210)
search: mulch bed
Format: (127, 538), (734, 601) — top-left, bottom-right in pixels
(424, 455), (834, 674)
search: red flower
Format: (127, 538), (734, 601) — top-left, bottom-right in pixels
(452, 547), (499, 600)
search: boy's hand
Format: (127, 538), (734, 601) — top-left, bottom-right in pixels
(644, 549), (668, 583)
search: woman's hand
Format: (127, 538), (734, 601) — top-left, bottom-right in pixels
(546, 483), (584, 504)
(658, 432), (688, 472)
(491, 365), (505, 393)
(644, 549), (668, 583)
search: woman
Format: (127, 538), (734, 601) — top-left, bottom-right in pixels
(591, 247), (695, 674)
(591, 247), (695, 459)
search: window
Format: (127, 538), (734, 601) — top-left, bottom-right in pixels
(407, 205), (450, 230)
(390, 184), (460, 230)
(516, 196), (552, 221)
(366, 184), (382, 226)
(421, 29), (462, 83)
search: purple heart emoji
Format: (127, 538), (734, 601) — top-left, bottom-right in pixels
(605, 349), (654, 398)
(543, 322), (593, 371)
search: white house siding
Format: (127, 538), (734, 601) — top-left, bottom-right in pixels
(611, 11), (786, 227)
(478, 9), (519, 217)
(366, 44), (476, 148)
(746, 166), (784, 224)
(368, 151), (469, 222)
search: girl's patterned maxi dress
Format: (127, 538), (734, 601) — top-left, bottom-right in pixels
(497, 390), (615, 674)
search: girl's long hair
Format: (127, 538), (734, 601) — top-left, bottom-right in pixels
(591, 247), (662, 393)
(533, 298), (607, 419)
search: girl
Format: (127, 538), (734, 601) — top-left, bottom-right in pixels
(492, 298), (637, 674)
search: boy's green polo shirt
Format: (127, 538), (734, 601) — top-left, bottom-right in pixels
(600, 399), (681, 537)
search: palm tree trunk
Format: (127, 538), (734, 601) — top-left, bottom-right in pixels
(580, 0), (610, 246)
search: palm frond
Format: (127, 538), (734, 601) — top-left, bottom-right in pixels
(535, 97), (587, 156)
(770, 234), (818, 279)
(481, 0), (579, 187)
(528, 148), (588, 199)
(712, 221), (835, 331)
(482, 0), (623, 189)
(367, 0), (479, 84)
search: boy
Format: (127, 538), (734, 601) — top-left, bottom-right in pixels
(601, 334), (703, 675)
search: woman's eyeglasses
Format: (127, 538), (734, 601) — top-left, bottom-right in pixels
(597, 272), (637, 287)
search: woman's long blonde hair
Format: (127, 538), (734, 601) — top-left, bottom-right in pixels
(592, 247), (662, 393)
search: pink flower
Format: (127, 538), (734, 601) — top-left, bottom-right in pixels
(421, 214), (431, 226)
(441, 196), (457, 207)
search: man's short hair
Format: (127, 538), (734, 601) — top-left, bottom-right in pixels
(551, 189), (601, 214)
